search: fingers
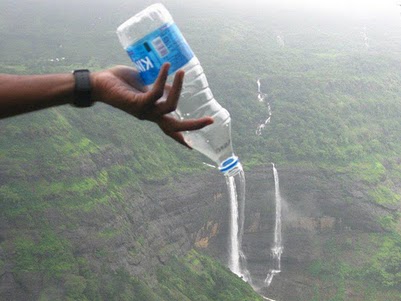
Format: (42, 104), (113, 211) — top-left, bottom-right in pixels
(175, 116), (214, 132)
(138, 64), (185, 120)
(147, 66), (184, 116)
(167, 131), (192, 149)
(161, 116), (214, 149)
(156, 70), (184, 114)
(146, 63), (170, 102)
(160, 115), (214, 133)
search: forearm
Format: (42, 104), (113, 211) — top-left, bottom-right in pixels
(0, 73), (77, 118)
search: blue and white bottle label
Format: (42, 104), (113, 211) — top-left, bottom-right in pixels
(126, 23), (194, 86)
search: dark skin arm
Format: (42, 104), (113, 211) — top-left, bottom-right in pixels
(0, 63), (213, 148)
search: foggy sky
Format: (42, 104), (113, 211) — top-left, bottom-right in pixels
(4, 0), (400, 21)
(203, 0), (400, 18)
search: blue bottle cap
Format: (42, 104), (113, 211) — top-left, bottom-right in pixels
(219, 156), (239, 173)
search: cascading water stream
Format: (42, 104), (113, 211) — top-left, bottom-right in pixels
(226, 175), (240, 274)
(276, 34), (285, 47)
(256, 79), (272, 136)
(225, 165), (252, 283)
(361, 26), (369, 49)
(264, 163), (283, 287)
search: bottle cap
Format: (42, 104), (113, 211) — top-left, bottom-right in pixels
(219, 156), (239, 173)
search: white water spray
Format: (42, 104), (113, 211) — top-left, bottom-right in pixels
(276, 34), (285, 47)
(262, 297), (277, 301)
(226, 166), (252, 283)
(361, 26), (369, 49)
(264, 163), (283, 287)
(256, 79), (272, 136)
(202, 162), (216, 169)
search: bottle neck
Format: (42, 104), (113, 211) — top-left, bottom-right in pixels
(219, 156), (242, 177)
(222, 163), (242, 177)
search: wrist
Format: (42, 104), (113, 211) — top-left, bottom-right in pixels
(89, 71), (101, 103)
(90, 70), (116, 107)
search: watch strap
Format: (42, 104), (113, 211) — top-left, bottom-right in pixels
(72, 69), (93, 107)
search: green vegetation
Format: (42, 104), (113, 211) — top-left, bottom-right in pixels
(0, 259), (4, 273)
(14, 231), (76, 279)
(157, 250), (262, 301)
(1, 1), (401, 300)
(17, 249), (261, 301)
(366, 234), (401, 288)
(307, 233), (401, 300)
(369, 185), (401, 206)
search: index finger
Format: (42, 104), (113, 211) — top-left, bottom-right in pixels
(160, 115), (214, 133)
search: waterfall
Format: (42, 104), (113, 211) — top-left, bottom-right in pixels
(256, 79), (272, 136)
(361, 26), (369, 49)
(226, 165), (252, 283)
(276, 34), (285, 47)
(227, 175), (241, 274)
(264, 163), (283, 286)
(254, 78), (283, 289)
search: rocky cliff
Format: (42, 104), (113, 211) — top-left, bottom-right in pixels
(1, 152), (400, 300)
(0, 165), (228, 300)
(200, 165), (401, 301)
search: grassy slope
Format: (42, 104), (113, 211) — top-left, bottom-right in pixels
(1, 1), (401, 300)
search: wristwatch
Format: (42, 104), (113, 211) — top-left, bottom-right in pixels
(72, 69), (93, 107)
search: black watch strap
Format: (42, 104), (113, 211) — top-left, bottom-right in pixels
(72, 69), (93, 107)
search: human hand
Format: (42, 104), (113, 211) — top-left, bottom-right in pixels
(91, 63), (213, 148)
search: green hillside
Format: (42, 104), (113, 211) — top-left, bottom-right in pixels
(1, 1), (401, 300)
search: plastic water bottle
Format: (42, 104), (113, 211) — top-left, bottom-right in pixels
(116, 3), (240, 176)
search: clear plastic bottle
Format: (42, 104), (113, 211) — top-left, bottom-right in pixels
(117, 3), (240, 176)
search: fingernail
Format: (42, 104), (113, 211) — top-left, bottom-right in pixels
(205, 117), (214, 125)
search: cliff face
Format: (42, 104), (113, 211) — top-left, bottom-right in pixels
(1, 156), (400, 300)
(0, 165), (229, 300)
(201, 165), (400, 301)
